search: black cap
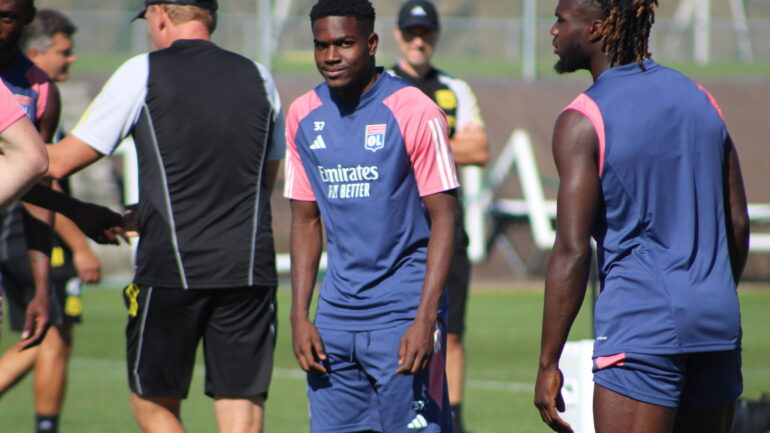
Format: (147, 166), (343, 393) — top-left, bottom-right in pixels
(397, 0), (440, 31)
(132, 0), (218, 21)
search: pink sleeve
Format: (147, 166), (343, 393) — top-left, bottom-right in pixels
(283, 91), (322, 201)
(696, 82), (725, 122)
(26, 66), (50, 122)
(384, 87), (459, 196)
(0, 79), (26, 133)
(562, 93), (606, 176)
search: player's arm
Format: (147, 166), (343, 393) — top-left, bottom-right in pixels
(723, 134), (749, 283)
(51, 181), (102, 283)
(17, 81), (64, 350)
(0, 116), (48, 207)
(450, 122), (489, 166)
(264, 160), (281, 196)
(534, 109), (600, 433)
(46, 134), (102, 180)
(450, 81), (489, 166)
(396, 190), (458, 375)
(23, 184), (126, 245)
(19, 208), (52, 350)
(289, 199), (327, 374)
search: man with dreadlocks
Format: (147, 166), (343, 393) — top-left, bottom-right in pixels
(285, 0), (457, 431)
(534, 0), (749, 432)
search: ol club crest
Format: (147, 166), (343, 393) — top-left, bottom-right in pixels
(365, 124), (386, 152)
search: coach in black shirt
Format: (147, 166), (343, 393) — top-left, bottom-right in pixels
(45, 1), (285, 432)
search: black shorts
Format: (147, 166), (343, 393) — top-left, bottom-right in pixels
(1, 246), (82, 332)
(123, 284), (276, 400)
(447, 228), (471, 335)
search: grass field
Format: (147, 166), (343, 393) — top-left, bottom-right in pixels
(1, 285), (769, 432)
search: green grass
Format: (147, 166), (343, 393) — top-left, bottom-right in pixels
(1, 285), (769, 432)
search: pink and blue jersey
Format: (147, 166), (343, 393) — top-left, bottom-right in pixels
(0, 54), (49, 123)
(0, 78), (25, 133)
(0, 55), (50, 262)
(565, 59), (740, 357)
(285, 70), (459, 330)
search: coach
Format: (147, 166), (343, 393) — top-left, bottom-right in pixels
(44, 1), (285, 432)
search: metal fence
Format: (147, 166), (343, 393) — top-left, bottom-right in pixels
(65, 12), (770, 73)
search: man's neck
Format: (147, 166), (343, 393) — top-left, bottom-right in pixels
(398, 58), (430, 79)
(165, 23), (211, 48)
(331, 67), (380, 105)
(589, 55), (611, 82)
(0, 48), (20, 69)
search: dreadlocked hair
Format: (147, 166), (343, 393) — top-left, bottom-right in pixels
(599, 0), (658, 68)
(310, 0), (376, 34)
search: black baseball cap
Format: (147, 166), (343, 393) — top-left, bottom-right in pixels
(131, 0), (218, 21)
(397, 0), (440, 32)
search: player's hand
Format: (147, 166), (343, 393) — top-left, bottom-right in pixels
(396, 319), (434, 375)
(122, 203), (140, 237)
(73, 247), (102, 284)
(291, 316), (327, 374)
(69, 201), (129, 245)
(18, 292), (51, 350)
(534, 366), (573, 433)
(455, 121), (486, 143)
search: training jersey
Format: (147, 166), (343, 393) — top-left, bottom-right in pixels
(0, 78), (25, 131)
(389, 62), (484, 138)
(0, 54), (50, 262)
(72, 39), (285, 289)
(564, 59), (740, 357)
(284, 69), (459, 330)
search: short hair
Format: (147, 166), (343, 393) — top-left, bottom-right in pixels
(20, 8), (76, 53)
(309, 0), (376, 34)
(161, 4), (217, 33)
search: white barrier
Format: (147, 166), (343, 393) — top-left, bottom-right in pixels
(560, 340), (596, 433)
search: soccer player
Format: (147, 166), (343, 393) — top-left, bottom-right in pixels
(534, 1), (749, 433)
(0, 0), (61, 368)
(285, 0), (458, 431)
(44, 1), (285, 432)
(0, 9), (96, 433)
(390, 1), (489, 431)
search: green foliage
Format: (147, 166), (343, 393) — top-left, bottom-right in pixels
(0, 286), (768, 432)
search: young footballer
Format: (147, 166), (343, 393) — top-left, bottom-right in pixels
(534, 1), (749, 432)
(285, 0), (458, 431)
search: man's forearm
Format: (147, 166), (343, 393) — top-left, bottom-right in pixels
(28, 249), (51, 299)
(539, 243), (591, 369)
(54, 212), (92, 253)
(724, 139), (749, 283)
(23, 184), (81, 215)
(22, 207), (54, 304)
(416, 192), (458, 323)
(289, 206), (323, 320)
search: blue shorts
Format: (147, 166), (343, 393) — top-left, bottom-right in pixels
(308, 320), (452, 433)
(593, 349), (742, 410)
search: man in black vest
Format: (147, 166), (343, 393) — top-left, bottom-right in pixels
(45, 1), (285, 432)
(390, 2), (489, 431)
